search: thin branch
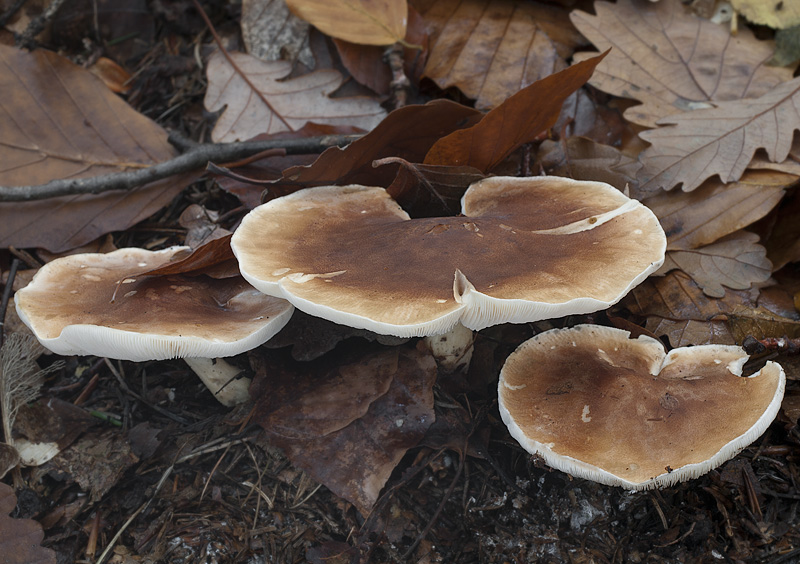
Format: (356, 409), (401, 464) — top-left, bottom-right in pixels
(0, 134), (361, 202)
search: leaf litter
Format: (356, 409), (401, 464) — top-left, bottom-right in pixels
(4, 0), (800, 562)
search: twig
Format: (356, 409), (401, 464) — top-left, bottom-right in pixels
(17, 0), (67, 49)
(0, 134), (361, 202)
(0, 0), (27, 27)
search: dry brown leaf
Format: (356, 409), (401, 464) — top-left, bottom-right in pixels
(536, 137), (641, 192)
(254, 344), (437, 515)
(761, 186), (800, 270)
(333, 6), (428, 95)
(638, 77), (800, 192)
(657, 231), (772, 298)
(0, 482), (56, 564)
(0, 45), (194, 252)
(416, 0), (581, 109)
(643, 169), (792, 250)
(424, 52), (606, 171)
(286, 0), (407, 45)
(204, 50), (387, 142)
(727, 305), (800, 344)
(571, 0), (792, 128)
(620, 270), (747, 346)
(270, 99), (482, 192)
(241, 0), (315, 68)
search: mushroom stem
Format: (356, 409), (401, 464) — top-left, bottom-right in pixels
(423, 323), (475, 373)
(183, 357), (251, 407)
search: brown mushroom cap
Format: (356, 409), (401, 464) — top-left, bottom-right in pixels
(14, 247), (293, 360)
(230, 176), (666, 337)
(498, 324), (785, 489)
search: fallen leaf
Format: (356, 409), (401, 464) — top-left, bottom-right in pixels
(571, 0), (792, 128)
(0, 44), (194, 252)
(47, 429), (139, 502)
(620, 270), (747, 346)
(0, 443), (20, 480)
(254, 343), (437, 515)
(732, 0), (800, 29)
(270, 99), (481, 192)
(204, 50), (387, 142)
(537, 137), (640, 192)
(241, 0), (315, 68)
(333, 6), (428, 95)
(416, 0), (578, 109)
(727, 305), (800, 344)
(286, 0), (408, 46)
(638, 76), (800, 192)
(0, 482), (56, 564)
(657, 231), (772, 298)
(643, 169), (791, 250)
(762, 186), (800, 270)
(133, 235), (237, 278)
(424, 51), (606, 171)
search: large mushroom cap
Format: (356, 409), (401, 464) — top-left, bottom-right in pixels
(231, 176), (666, 337)
(498, 324), (786, 489)
(14, 247), (293, 361)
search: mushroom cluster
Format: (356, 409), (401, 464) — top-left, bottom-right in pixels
(13, 175), (785, 488)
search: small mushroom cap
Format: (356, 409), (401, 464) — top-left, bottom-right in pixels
(231, 176), (666, 337)
(498, 324), (785, 489)
(14, 247), (293, 361)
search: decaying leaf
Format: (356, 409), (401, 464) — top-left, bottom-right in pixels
(204, 51), (386, 142)
(571, 0), (792, 128)
(638, 77), (800, 192)
(416, 0), (578, 109)
(241, 0), (315, 68)
(270, 100), (481, 193)
(254, 344), (437, 515)
(657, 231), (772, 298)
(762, 186), (800, 270)
(537, 137), (640, 192)
(424, 51), (606, 171)
(286, 0), (408, 46)
(643, 169), (792, 250)
(0, 482), (56, 564)
(0, 44), (195, 252)
(620, 270), (746, 346)
(727, 305), (800, 344)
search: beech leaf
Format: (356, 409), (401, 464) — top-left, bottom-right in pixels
(571, 0), (792, 128)
(638, 77), (800, 192)
(424, 51), (607, 172)
(0, 483), (56, 564)
(286, 0), (408, 46)
(0, 44), (193, 252)
(204, 51), (387, 142)
(657, 231), (772, 298)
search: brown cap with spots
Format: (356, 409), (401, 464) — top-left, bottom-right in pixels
(498, 324), (785, 489)
(15, 247), (293, 360)
(230, 176), (667, 337)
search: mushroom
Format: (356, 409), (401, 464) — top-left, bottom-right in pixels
(230, 176), (667, 338)
(14, 247), (293, 405)
(498, 324), (786, 489)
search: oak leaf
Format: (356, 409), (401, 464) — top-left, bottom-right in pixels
(204, 51), (387, 142)
(416, 0), (583, 109)
(286, 0), (407, 45)
(657, 231), (772, 298)
(643, 169), (792, 250)
(638, 77), (800, 192)
(537, 137), (641, 192)
(0, 45), (194, 252)
(571, 0), (792, 128)
(0, 483), (56, 564)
